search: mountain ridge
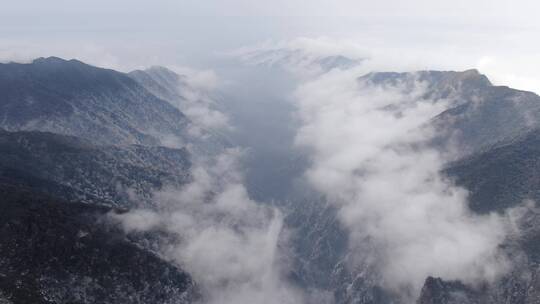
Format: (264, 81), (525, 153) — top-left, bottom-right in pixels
(2, 56), (540, 304)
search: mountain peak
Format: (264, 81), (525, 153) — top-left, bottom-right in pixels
(462, 68), (480, 74)
(147, 65), (177, 74)
(134, 66), (186, 82)
(454, 68), (492, 86)
(31, 56), (89, 69)
(358, 69), (492, 95)
(32, 56), (68, 64)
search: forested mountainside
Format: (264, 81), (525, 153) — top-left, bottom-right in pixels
(0, 180), (198, 304)
(0, 129), (190, 208)
(0, 57), (228, 153)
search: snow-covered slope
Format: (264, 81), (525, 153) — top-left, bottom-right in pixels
(0, 57), (197, 147)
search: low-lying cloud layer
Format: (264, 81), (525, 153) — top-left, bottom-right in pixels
(174, 68), (231, 134)
(112, 148), (302, 304)
(293, 66), (513, 298)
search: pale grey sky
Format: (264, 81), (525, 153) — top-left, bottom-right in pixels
(1, 0), (539, 92)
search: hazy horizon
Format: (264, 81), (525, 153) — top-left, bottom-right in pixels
(2, 0), (540, 93)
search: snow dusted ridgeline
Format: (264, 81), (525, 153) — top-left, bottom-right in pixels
(128, 66), (230, 132)
(233, 38), (364, 76)
(0, 57), (186, 145)
(0, 57), (228, 153)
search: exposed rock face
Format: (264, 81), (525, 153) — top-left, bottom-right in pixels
(417, 277), (483, 304)
(417, 267), (540, 304)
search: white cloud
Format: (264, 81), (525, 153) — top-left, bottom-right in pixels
(111, 209), (161, 231)
(173, 67), (221, 91)
(141, 65), (231, 131)
(176, 76), (232, 131)
(293, 65), (515, 299)
(112, 148), (304, 304)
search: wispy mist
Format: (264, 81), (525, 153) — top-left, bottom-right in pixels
(112, 148), (303, 304)
(293, 66), (514, 299)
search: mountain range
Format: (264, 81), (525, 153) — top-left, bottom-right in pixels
(1, 56), (540, 304)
